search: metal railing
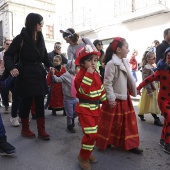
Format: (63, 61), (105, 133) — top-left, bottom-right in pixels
(58, 7), (96, 31)
(114, 0), (166, 16)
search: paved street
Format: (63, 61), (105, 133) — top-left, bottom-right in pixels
(0, 98), (169, 170)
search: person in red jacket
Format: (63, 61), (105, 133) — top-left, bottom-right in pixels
(74, 45), (106, 170)
(129, 49), (138, 82)
(137, 46), (170, 154)
(46, 55), (66, 116)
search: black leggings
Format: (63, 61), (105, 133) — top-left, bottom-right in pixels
(20, 95), (44, 119)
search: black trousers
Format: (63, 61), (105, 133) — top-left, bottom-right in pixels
(10, 83), (21, 118)
(20, 95), (44, 119)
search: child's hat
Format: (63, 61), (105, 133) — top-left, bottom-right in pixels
(75, 45), (100, 65)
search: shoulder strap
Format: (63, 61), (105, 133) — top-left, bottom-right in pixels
(18, 38), (23, 62)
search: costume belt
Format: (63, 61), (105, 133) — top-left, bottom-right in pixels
(79, 99), (100, 105)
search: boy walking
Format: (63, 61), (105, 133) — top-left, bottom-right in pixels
(74, 45), (106, 170)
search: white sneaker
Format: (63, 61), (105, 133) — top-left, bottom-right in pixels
(10, 117), (20, 127)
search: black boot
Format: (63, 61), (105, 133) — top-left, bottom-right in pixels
(129, 148), (143, 154)
(72, 118), (75, 127)
(52, 110), (57, 116)
(159, 139), (165, 148)
(66, 125), (75, 133)
(138, 115), (145, 121)
(154, 118), (163, 126)
(63, 109), (66, 116)
(32, 114), (37, 120)
(0, 136), (15, 155)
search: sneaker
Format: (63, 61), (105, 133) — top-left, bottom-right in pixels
(163, 144), (170, 154)
(66, 125), (76, 133)
(0, 139), (16, 156)
(89, 155), (97, 164)
(159, 139), (165, 148)
(4, 106), (8, 114)
(10, 117), (20, 127)
(129, 148), (143, 154)
(77, 155), (91, 170)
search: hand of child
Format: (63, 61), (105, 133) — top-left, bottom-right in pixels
(108, 100), (116, 108)
(50, 67), (55, 74)
(137, 89), (141, 96)
(87, 67), (95, 74)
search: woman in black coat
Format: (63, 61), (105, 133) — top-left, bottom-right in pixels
(4, 13), (53, 140)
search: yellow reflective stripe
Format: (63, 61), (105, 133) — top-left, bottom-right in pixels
(82, 76), (92, 86)
(79, 103), (99, 110)
(83, 89), (102, 98)
(100, 94), (106, 102)
(88, 89), (102, 97)
(84, 125), (98, 134)
(82, 144), (94, 151)
(101, 85), (104, 91)
(78, 86), (85, 94)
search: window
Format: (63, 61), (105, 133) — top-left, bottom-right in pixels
(46, 25), (54, 39)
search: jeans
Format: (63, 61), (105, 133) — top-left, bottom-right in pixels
(1, 87), (9, 107)
(64, 97), (78, 125)
(131, 70), (138, 82)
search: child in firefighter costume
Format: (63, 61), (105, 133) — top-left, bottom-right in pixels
(74, 45), (106, 170)
(137, 46), (170, 154)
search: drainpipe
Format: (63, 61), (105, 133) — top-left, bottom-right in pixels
(72, 0), (74, 27)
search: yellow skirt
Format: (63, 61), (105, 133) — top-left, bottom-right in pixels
(138, 82), (160, 115)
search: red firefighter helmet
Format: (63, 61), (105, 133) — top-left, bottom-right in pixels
(75, 45), (100, 65)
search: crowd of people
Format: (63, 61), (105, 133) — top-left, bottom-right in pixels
(0, 12), (169, 170)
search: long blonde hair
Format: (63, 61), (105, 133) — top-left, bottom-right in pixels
(141, 51), (155, 68)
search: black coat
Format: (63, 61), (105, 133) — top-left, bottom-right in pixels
(48, 51), (68, 65)
(156, 40), (170, 64)
(4, 28), (53, 97)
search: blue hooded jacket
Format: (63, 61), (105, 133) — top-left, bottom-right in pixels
(155, 46), (170, 71)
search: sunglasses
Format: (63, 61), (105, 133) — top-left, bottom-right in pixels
(55, 46), (61, 50)
(64, 35), (72, 39)
(97, 43), (103, 46)
(38, 20), (44, 27)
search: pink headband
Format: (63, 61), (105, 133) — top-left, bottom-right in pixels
(111, 37), (122, 52)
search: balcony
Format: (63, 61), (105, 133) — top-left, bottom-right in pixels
(114, 0), (169, 23)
